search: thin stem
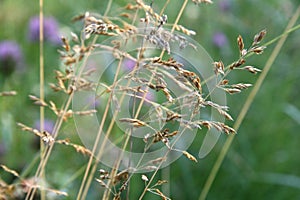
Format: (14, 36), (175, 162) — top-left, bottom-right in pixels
(39, 0), (44, 136)
(138, 1), (189, 199)
(104, 0), (113, 17)
(79, 57), (124, 200)
(26, 93), (75, 200)
(198, 5), (300, 200)
(26, 0), (45, 198)
(26, 33), (97, 199)
(81, 5), (156, 198)
(159, 0), (170, 17)
(106, 1), (190, 198)
(39, 0), (46, 197)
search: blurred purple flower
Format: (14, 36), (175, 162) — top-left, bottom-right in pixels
(212, 32), (228, 48)
(0, 40), (24, 76)
(28, 16), (61, 45)
(34, 119), (55, 134)
(219, 0), (231, 12)
(123, 58), (136, 71)
(138, 90), (156, 103)
(86, 96), (100, 108)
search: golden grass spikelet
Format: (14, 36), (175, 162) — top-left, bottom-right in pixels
(141, 165), (158, 171)
(50, 101), (96, 121)
(151, 129), (178, 144)
(153, 57), (183, 70)
(230, 58), (246, 69)
(162, 88), (174, 102)
(155, 180), (168, 186)
(0, 91), (17, 96)
(112, 169), (129, 185)
(224, 88), (242, 94)
(217, 109), (234, 121)
(119, 118), (147, 127)
(61, 36), (70, 52)
(166, 111), (182, 122)
(49, 101), (60, 116)
(204, 101), (229, 111)
(29, 95), (48, 107)
(17, 123), (54, 143)
(1, 165), (20, 178)
(41, 131), (55, 144)
(124, 3), (140, 10)
(73, 110), (97, 116)
(154, 188), (168, 200)
(250, 46), (266, 54)
(253, 29), (267, 45)
(149, 157), (167, 165)
(192, 0), (213, 4)
(175, 25), (196, 36)
(197, 120), (236, 134)
(71, 13), (86, 22)
(231, 83), (252, 90)
(198, 120), (212, 129)
(237, 35), (244, 53)
(95, 178), (108, 188)
(243, 65), (262, 74)
(213, 61), (225, 75)
(136, 0), (161, 22)
(70, 32), (79, 43)
(221, 123), (236, 134)
(56, 139), (93, 156)
(220, 79), (229, 85)
(183, 151), (198, 162)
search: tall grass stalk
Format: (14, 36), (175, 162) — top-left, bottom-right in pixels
(199, 5), (300, 200)
(38, 0), (45, 199)
(2, 1), (299, 199)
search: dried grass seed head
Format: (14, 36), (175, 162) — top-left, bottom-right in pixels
(192, 0), (214, 5)
(237, 35), (244, 54)
(253, 29), (267, 45)
(0, 90), (17, 97)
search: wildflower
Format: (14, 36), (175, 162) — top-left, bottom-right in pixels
(219, 0), (231, 12)
(212, 32), (228, 48)
(28, 16), (61, 45)
(138, 90), (156, 102)
(34, 119), (55, 134)
(86, 96), (100, 108)
(0, 40), (24, 77)
(122, 58), (136, 71)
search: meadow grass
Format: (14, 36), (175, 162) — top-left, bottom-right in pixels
(1, 1), (300, 199)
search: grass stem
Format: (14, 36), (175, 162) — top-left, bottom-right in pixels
(198, 5), (300, 200)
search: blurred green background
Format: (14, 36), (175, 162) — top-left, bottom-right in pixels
(0, 0), (300, 199)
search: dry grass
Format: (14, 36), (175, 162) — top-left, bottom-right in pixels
(1, 1), (300, 200)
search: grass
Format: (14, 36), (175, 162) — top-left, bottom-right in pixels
(0, 0), (300, 199)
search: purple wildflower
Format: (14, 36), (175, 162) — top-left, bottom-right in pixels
(219, 0), (231, 12)
(138, 90), (156, 103)
(122, 58), (136, 71)
(28, 16), (61, 45)
(0, 40), (24, 76)
(34, 119), (55, 134)
(86, 96), (100, 108)
(212, 32), (228, 48)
